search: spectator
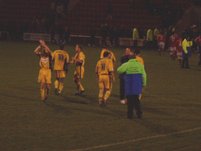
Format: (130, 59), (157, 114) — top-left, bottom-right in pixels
(132, 27), (139, 49)
(195, 33), (201, 65)
(181, 34), (193, 68)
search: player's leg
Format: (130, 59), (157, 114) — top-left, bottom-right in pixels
(45, 83), (51, 100)
(103, 76), (111, 104)
(54, 71), (60, 95)
(98, 76), (104, 105)
(57, 71), (66, 95)
(120, 77), (126, 104)
(40, 83), (46, 101)
(158, 43), (162, 56)
(44, 69), (51, 100)
(38, 69), (46, 101)
(79, 67), (85, 93)
(74, 74), (83, 95)
(199, 47), (201, 65)
(58, 78), (64, 94)
(74, 67), (84, 94)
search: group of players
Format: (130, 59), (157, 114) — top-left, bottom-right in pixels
(34, 40), (118, 106)
(157, 30), (201, 66)
(157, 32), (183, 62)
(34, 40), (85, 101)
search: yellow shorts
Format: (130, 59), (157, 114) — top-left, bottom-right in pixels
(55, 70), (66, 78)
(98, 75), (110, 90)
(38, 69), (51, 84)
(74, 66), (84, 79)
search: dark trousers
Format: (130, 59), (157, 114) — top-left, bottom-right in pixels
(181, 53), (189, 68)
(120, 78), (125, 100)
(198, 46), (201, 65)
(126, 95), (142, 119)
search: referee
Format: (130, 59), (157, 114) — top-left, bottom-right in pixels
(117, 54), (147, 119)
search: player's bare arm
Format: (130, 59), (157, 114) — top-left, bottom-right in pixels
(34, 45), (42, 56)
(39, 40), (52, 54)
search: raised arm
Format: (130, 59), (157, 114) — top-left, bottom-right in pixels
(34, 45), (42, 56)
(39, 40), (52, 54)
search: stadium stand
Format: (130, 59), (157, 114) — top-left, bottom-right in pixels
(0, 0), (196, 38)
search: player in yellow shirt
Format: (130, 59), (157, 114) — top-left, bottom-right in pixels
(71, 44), (86, 95)
(96, 51), (114, 106)
(34, 40), (52, 101)
(134, 49), (144, 65)
(100, 48), (116, 93)
(100, 47), (116, 64)
(52, 44), (70, 95)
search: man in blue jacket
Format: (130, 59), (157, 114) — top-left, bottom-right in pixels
(117, 55), (147, 119)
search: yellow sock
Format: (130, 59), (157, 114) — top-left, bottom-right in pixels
(54, 80), (59, 89)
(58, 82), (64, 93)
(103, 90), (111, 102)
(98, 88), (104, 103)
(79, 84), (84, 92)
(40, 88), (45, 101)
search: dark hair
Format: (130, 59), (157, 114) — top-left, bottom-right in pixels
(76, 44), (83, 51)
(129, 54), (135, 59)
(103, 51), (110, 58)
(134, 49), (140, 55)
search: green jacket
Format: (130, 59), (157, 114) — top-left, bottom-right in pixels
(117, 59), (147, 86)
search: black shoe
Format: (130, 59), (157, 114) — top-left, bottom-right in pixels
(136, 112), (143, 119)
(80, 90), (85, 95)
(99, 101), (106, 107)
(75, 92), (80, 96)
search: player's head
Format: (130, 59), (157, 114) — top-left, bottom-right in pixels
(39, 39), (45, 46)
(134, 49), (141, 56)
(125, 48), (132, 55)
(103, 51), (110, 58)
(75, 44), (82, 52)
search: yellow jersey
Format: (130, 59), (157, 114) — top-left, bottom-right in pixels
(136, 56), (144, 65)
(39, 57), (51, 69)
(73, 51), (85, 66)
(100, 49), (116, 63)
(52, 50), (69, 70)
(96, 58), (114, 75)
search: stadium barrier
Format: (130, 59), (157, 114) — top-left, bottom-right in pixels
(23, 33), (145, 47)
(0, 31), (10, 40)
(23, 33), (51, 42)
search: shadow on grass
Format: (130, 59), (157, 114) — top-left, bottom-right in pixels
(43, 101), (71, 115)
(144, 106), (174, 116)
(0, 92), (36, 102)
(138, 118), (179, 134)
(43, 95), (124, 118)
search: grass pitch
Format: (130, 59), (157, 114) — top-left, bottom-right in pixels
(0, 41), (201, 151)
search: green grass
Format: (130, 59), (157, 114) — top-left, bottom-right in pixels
(0, 41), (201, 151)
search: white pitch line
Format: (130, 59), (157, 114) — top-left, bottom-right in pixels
(70, 127), (201, 151)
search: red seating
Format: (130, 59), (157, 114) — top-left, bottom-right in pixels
(0, 0), (192, 35)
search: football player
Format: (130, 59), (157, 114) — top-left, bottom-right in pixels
(96, 51), (114, 106)
(52, 44), (70, 95)
(34, 40), (52, 101)
(71, 44), (86, 95)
